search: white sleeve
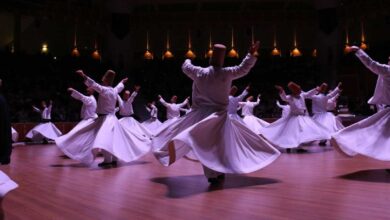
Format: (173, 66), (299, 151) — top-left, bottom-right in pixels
(159, 97), (170, 108)
(303, 88), (318, 99)
(182, 59), (207, 80)
(326, 87), (340, 99)
(32, 106), (41, 113)
(224, 54), (257, 80)
(355, 49), (390, 75)
(117, 95), (124, 108)
(114, 82), (125, 94)
(279, 91), (289, 102)
(85, 77), (105, 94)
(71, 89), (93, 105)
(177, 98), (189, 108)
(237, 89), (249, 101)
(128, 91), (138, 103)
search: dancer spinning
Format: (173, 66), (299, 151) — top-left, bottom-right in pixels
(276, 100), (290, 118)
(153, 42), (280, 184)
(228, 85), (249, 120)
(142, 101), (162, 133)
(56, 70), (151, 167)
(311, 82), (344, 145)
(331, 46), (390, 165)
(239, 93), (270, 134)
(260, 82), (330, 150)
(117, 86), (151, 137)
(26, 100), (62, 143)
(158, 95), (189, 122)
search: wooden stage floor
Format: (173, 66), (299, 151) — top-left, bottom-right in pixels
(0, 143), (389, 220)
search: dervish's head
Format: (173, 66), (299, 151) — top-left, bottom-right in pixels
(170, 95), (178, 103)
(102, 70), (116, 86)
(287, 82), (302, 96)
(209, 44), (226, 67)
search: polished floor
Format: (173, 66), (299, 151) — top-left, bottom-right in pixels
(0, 143), (389, 220)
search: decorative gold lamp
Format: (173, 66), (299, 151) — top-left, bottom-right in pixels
(143, 31), (154, 60)
(185, 30), (196, 59)
(227, 28), (239, 58)
(71, 29), (80, 57)
(251, 26), (259, 57)
(360, 22), (368, 50)
(290, 30), (302, 57)
(271, 29), (281, 56)
(162, 31), (174, 60)
(91, 40), (101, 60)
(205, 32), (213, 59)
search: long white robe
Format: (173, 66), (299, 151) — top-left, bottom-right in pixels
(159, 97), (188, 120)
(312, 88), (344, 133)
(26, 103), (62, 141)
(228, 89), (248, 120)
(117, 93), (152, 138)
(11, 127), (18, 142)
(276, 100), (290, 118)
(153, 54), (280, 174)
(332, 49), (390, 160)
(239, 98), (270, 134)
(260, 89), (330, 148)
(142, 105), (162, 133)
(0, 171), (18, 197)
(56, 77), (151, 165)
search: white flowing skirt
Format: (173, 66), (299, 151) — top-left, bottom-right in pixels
(0, 171), (18, 197)
(119, 117), (152, 137)
(242, 115), (270, 134)
(313, 112), (344, 133)
(55, 115), (151, 165)
(11, 127), (18, 142)
(26, 122), (62, 141)
(153, 109), (280, 174)
(260, 114), (330, 148)
(331, 108), (390, 160)
(142, 118), (162, 134)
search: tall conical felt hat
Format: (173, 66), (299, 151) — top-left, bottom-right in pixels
(210, 44), (226, 67)
(103, 70), (116, 86)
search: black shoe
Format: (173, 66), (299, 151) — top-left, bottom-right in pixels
(319, 140), (327, 146)
(42, 139), (49, 144)
(286, 148), (292, 153)
(98, 161), (113, 167)
(0, 159), (10, 165)
(208, 178), (219, 185)
(217, 174), (225, 180)
(296, 148), (308, 153)
(111, 161), (118, 167)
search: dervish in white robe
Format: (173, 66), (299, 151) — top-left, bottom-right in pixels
(155, 95), (190, 132)
(117, 88), (152, 137)
(311, 83), (344, 134)
(56, 70), (151, 167)
(239, 94), (270, 134)
(152, 42), (280, 183)
(228, 86), (248, 120)
(331, 47), (390, 161)
(260, 83), (330, 149)
(142, 103), (162, 133)
(26, 101), (62, 142)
